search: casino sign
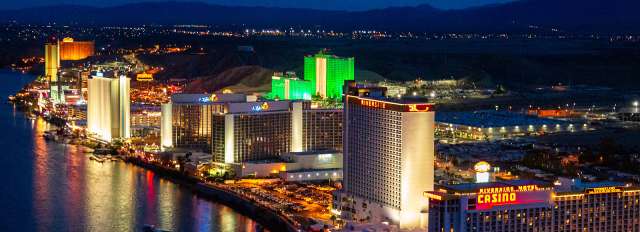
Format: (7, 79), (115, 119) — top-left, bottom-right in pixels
(475, 185), (551, 210)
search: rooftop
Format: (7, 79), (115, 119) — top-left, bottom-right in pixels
(440, 180), (551, 194)
(572, 180), (626, 190)
(170, 93), (246, 104)
(439, 180), (634, 195)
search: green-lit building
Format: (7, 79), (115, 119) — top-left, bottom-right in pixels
(270, 51), (354, 100)
(270, 73), (313, 100)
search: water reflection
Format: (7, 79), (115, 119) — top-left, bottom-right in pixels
(0, 70), (258, 232)
(29, 113), (258, 232)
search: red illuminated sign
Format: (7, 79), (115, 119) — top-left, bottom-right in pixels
(475, 185), (549, 210)
(348, 96), (435, 112)
(359, 99), (387, 109)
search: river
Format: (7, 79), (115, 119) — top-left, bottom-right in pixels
(0, 70), (258, 232)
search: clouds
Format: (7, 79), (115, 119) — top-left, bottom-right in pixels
(1, 0), (513, 10)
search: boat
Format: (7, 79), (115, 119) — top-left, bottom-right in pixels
(43, 131), (57, 141)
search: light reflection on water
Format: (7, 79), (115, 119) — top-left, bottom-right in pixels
(0, 70), (258, 232)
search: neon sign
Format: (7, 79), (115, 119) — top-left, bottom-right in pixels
(349, 96), (435, 112)
(199, 94), (218, 103)
(476, 185), (547, 210)
(408, 104), (432, 112)
(478, 192), (516, 204)
(425, 192), (443, 201)
(588, 187), (622, 194)
(360, 99), (386, 109)
(479, 185), (539, 194)
(474, 161), (491, 173)
(251, 102), (270, 112)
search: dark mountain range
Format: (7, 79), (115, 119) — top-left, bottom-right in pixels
(1, 0), (639, 32)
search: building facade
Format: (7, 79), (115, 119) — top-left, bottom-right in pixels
(270, 72), (313, 100)
(59, 37), (95, 61)
(162, 94), (343, 164)
(45, 40), (61, 102)
(44, 42), (59, 83)
(303, 109), (342, 152)
(269, 51), (354, 100)
(304, 51), (355, 99)
(212, 101), (342, 163)
(228, 151), (343, 181)
(161, 93), (246, 152)
(334, 84), (436, 230)
(87, 75), (130, 141)
(214, 101), (294, 163)
(427, 180), (640, 232)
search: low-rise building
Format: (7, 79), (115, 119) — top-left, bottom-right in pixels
(427, 180), (640, 232)
(225, 151), (343, 182)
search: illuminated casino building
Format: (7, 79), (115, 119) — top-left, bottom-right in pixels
(302, 108), (342, 152)
(161, 93), (246, 152)
(87, 74), (130, 141)
(270, 50), (354, 100)
(161, 94), (342, 158)
(44, 40), (59, 84)
(305, 51), (354, 99)
(59, 37), (95, 61)
(426, 180), (640, 232)
(44, 37), (94, 103)
(212, 100), (295, 163)
(270, 72), (312, 100)
(211, 101), (343, 163)
(333, 83), (435, 230)
(45, 39), (61, 102)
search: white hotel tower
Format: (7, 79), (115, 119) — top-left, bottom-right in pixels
(334, 83), (435, 230)
(87, 74), (130, 142)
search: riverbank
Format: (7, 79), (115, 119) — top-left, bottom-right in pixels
(7, 70), (302, 232)
(124, 157), (299, 232)
(1, 70), (264, 231)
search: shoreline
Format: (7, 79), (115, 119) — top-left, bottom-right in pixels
(7, 85), (299, 232)
(123, 157), (299, 232)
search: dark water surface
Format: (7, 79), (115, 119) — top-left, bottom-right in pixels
(0, 70), (257, 232)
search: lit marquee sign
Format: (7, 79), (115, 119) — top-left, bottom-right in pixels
(476, 185), (549, 210)
(425, 192), (443, 201)
(349, 96), (435, 112)
(251, 102), (270, 112)
(199, 94), (219, 103)
(408, 104), (433, 112)
(360, 99), (387, 109)
(587, 187), (622, 194)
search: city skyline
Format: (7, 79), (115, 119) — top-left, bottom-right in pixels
(3, 1), (640, 231)
(0, 0), (513, 11)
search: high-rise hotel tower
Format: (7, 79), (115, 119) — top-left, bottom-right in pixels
(270, 50), (354, 100)
(87, 74), (130, 141)
(334, 83), (435, 230)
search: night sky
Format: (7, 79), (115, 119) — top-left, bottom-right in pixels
(0, 0), (514, 10)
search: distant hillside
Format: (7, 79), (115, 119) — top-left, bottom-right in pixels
(184, 65), (273, 94)
(1, 0), (640, 32)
